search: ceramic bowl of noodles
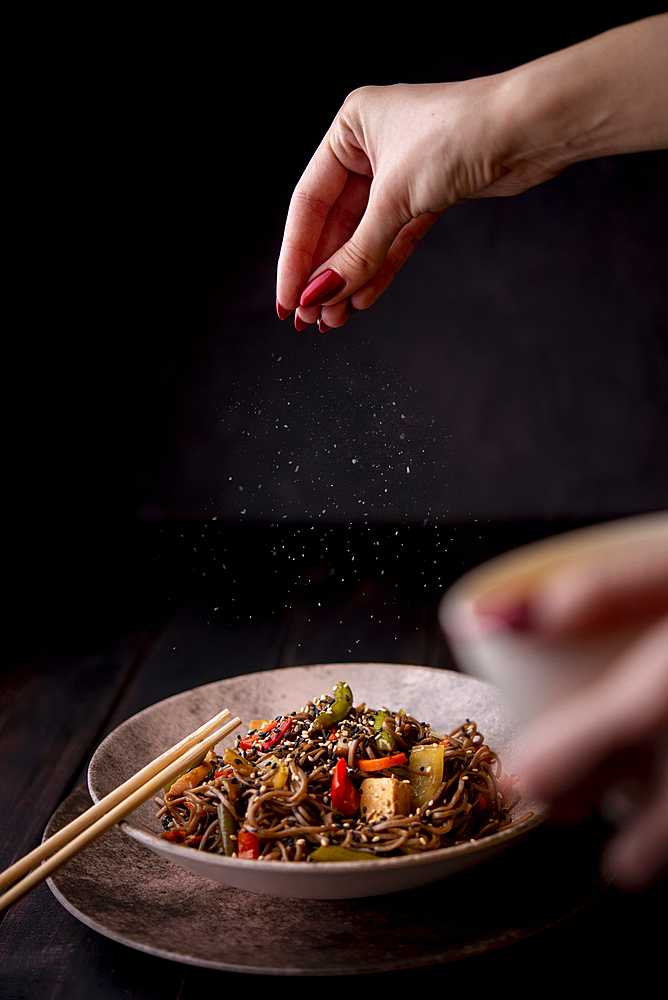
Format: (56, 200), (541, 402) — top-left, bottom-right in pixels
(88, 663), (547, 899)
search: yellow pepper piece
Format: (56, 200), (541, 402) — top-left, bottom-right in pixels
(273, 763), (289, 789)
(408, 744), (444, 808)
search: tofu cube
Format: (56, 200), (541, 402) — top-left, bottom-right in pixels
(360, 776), (414, 822)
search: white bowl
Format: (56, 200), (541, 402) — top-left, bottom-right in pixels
(88, 663), (547, 899)
(439, 511), (668, 722)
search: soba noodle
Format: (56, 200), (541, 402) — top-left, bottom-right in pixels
(154, 684), (528, 861)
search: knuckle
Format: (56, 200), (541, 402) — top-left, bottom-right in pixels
(341, 84), (381, 117)
(338, 238), (379, 278)
(291, 188), (331, 227)
(342, 85), (368, 109)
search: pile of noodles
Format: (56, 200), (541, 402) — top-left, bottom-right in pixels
(155, 689), (530, 861)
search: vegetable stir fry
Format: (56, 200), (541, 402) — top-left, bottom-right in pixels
(155, 682), (527, 861)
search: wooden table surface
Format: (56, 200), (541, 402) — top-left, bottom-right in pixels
(2, 520), (665, 998)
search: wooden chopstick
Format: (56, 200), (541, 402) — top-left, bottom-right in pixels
(0, 709), (242, 911)
(0, 706), (234, 894)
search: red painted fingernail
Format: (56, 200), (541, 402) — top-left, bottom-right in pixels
(478, 600), (532, 631)
(300, 269), (345, 308)
(318, 320), (331, 333)
(294, 314), (309, 331)
(346, 300), (358, 314)
(276, 298), (292, 321)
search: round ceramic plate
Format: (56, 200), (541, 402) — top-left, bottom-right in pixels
(88, 663), (547, 899)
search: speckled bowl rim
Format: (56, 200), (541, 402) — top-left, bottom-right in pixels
(88, 663), (548, 889)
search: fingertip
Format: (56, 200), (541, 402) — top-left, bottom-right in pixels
(276, 298), (293, 321)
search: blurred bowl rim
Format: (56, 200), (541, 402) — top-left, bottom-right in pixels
(440, 510), (668, 626)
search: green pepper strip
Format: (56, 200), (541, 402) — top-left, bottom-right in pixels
(311, 682), (354, 731)
(310, 845), (380, 862)
(373, 709), (395, 755)
(222, 747), (255, 775)
(217, 801), (237, 856)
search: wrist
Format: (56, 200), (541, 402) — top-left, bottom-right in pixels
(501, 15), (668, 175)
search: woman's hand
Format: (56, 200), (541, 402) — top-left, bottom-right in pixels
(276, 15), (668, 332)
(276, 76), (558, 332)
(479, 535), (668, 890)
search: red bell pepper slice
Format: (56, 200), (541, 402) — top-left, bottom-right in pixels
(259, 716), (291, 750)
(237, 829), (260, 859)
(238, 720), (277, 750)
(331, 756), (361, 816)
(239, 716), (291, 751)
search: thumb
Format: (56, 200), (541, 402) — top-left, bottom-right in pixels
(299, 187), (408, 309)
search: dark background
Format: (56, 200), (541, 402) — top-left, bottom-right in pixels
(8, 7), (667, 655)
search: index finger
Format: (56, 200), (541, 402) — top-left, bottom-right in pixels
(276, 141), (350, 315)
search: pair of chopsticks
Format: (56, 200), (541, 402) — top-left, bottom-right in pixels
(0, 708), (241, 912)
